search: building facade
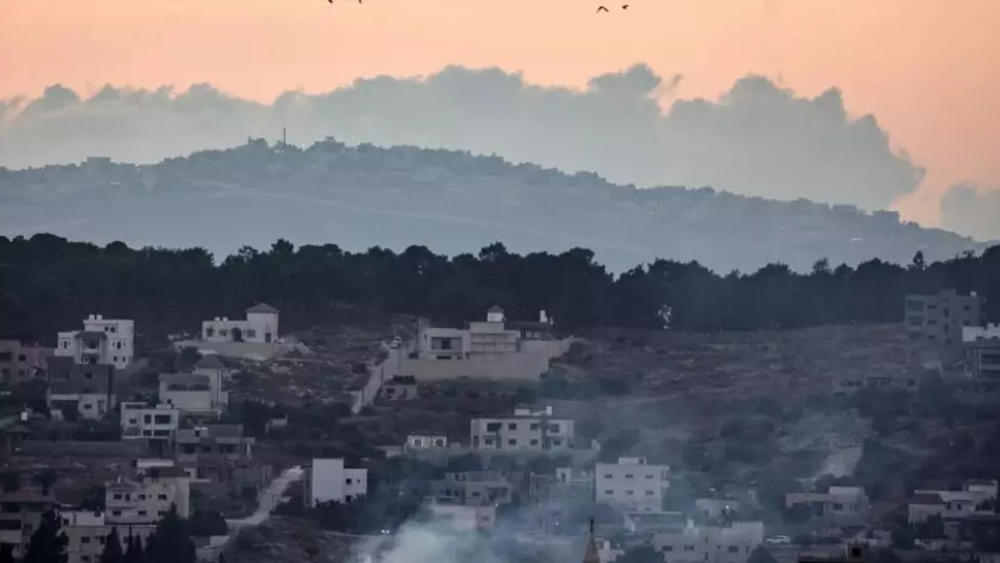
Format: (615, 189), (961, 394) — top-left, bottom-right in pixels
(56, 315), (135, 370)
(306, 458), (368, 507)
(904, 290), (984, 351)
(651, 522), (765, 563)
(0, 490), (56, 559)
(158, 373), (227, 415)
(595, 457), (670, 513)
(105, 468), (191, 525)
(60, 511), (156, 563)
(0, 341), (47, 384)
(201, 303), (280, 344)
(173, 425), (264, 489)
(785, 486), (871, 526)
(120, 403), (180, 441)
(431, 470), (514, 506)
(963, 324), (1000, 379)
(470, 406), (574, 452)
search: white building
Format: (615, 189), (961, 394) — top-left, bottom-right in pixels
(962, 324), (1000, 343)
(417, 306), (523, 360)
(595, 457), (670, 513)
(120, 402), (180, 440)
(60, 511), (156, 563)
(105, 467), (191, 525)
(158, 373), (227, 415)
(201, 303), (280, 344)
(652, 521), (765, 563)
(56, 314), (135, 370)
(306, 458), (368, 507)
(405, 433), (449, 451)
(470, 405), (575, 452)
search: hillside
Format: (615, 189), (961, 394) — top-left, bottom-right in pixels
(0, 138), (986, 273)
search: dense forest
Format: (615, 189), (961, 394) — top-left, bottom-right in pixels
(1, 234), (998, 343)
(0, 138), (988, 275)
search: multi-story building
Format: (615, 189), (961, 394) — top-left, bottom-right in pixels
(0, 340), (47, 384)
(963, 324), (1000, 379)
(306, 458), (368, 507)
(173, 425), (265, 489)
(416, 307), (523, 360)
(425, 498), (497, 532)
(431, 470), (514, 506)
(904, 290), (984, 351)
(60, 511), (155, 563)
(158, 373), (227, 416)
(908, 480), (997, 524)
(470, 406), (574, 452)
(595, 457), (670, 513)
(120, 403), (180, 441)
(0, 489), (56, 560)
(56, 314), (135, 370)
(49, 381), (115, 421)
(201, 303), (280, 344)
(651, 521), (765, 563)
(105, 467), (191, 525)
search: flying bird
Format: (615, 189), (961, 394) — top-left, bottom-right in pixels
(596, 5), (609, 13)
(622, 4), (629, 8)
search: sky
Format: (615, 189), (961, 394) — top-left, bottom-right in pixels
(1, 0), (999, 232)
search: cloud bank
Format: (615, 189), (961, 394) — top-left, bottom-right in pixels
(0, 64), (925, 211)
(941, 184), (1000, 242)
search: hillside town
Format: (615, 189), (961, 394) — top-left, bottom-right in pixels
(2, 266), (1000, 563)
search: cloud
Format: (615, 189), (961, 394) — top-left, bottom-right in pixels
(940, 184), (1000, 242)
(0, 65), (924, 210)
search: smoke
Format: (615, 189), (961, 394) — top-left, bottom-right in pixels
(0, 64), (924, 211)
(940, 183), (1000, 242)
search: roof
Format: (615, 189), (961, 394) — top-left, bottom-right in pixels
(245, 303), (279, 314)
(193, 355), (226, 370)
(910, 493), (947, 505)
(487, 305), (505, 314)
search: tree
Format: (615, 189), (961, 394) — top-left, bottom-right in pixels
(99, 527), (125, 563)
(22, 509), (68, 563)
(746, 546), (779, 563)
(0, 543), (14, 563)
(123, 533), (144, 563)
(0, 471), (20, 492)
(145, 505), (196, 563)
(32, 469), (58, 496)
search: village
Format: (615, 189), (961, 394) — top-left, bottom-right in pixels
(1, 288), (999, 563)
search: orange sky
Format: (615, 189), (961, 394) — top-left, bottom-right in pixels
(2, 0), (998, 225)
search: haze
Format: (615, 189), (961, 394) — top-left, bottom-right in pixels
(2, 0), (999, 239)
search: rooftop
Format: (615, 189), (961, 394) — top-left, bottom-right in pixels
(246, 303), (280, 314)
(193, 355), (227, 370)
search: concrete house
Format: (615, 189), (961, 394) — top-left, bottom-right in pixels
(201, 303), (280, 344)
(0, 340), (47, 384)
(431, 470), (514, 506)
(651, 521), (765, 563)
(470, 405), (575, 452)
(963, 324), (1000, 379)
(0, 489), (56, 560)
(120, 402), (180, 441)
(105, 467), (191, 525)
(905, 290), (984, 357)
(426, 499), (497, 532)
(56, 314), (135, 370)
(908, 480), (997, 524)
(595, 457), (670, 514)
(173, 425), (265, 489)
(158, 372), (227, 416)
(785, 486), (870, 526)
(46, 360), (117, 420)
(60, 510), (156, 563)
(306, 458), (368, 507)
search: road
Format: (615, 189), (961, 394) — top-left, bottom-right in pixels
(197, 466), (303, 561)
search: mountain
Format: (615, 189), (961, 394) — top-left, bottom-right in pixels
(0, 138), (987, 273)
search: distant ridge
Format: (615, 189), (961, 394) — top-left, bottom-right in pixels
(0, 138), (987, 273)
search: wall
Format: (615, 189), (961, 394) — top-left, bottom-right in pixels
(310, 458), (344, 507)
(83, 317), (134, 369)
(595, 459), (669, 513)
(471, 416), (575, 451)
(245, 311), (280, 343)
(406, 445), (599, 467)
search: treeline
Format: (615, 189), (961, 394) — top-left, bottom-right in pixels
(1, 233), (998, 343)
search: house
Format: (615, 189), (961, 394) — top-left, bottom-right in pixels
(56, 314), (135, 370)
(306, 458), (368, 507)
(785, 486), (870, 526)
(595, 457), (670, 514)
(201, 303), (280, 344)
(380, 375), (419, 401)
(963, 324), (1000, 379)
(904, 290), (984, 356)
(425, 498), (497, 532)
(48, 380), (115, 420)
(120, 403), (180, 441)
(430, 470), (514, 506)
(908, 480), (997, 524)
(0, 340), (47, 384)
(509, 310), (556, 341)
(0, 489), (56, 560)
(60, 510), (156, 563)
(417, 307), (522, 360)
(470, 405), (575, 452)
(105, 467), (191, 525)
(651, 521), (765, 563)
(173, 425), (265, 489)
(158, 373), (227, 416)
(405, 433), (449, 451)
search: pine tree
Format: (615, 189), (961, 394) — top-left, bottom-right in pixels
(99, 527), (125, 563)
(123, 532), (144, 563)
(145, 505), (195, 563)
(22, 509), (68, 563)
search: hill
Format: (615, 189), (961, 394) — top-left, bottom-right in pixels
(0, 138), (987, 273)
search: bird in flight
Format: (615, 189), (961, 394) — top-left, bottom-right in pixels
(622, 4), (629, 8)
(596, 5), (609, 13)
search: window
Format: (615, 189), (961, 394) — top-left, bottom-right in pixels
(158, 494), (168, 500)
(684, 546), (695, 552)
(530, 423), (540, 431)
(247, 329), (256, 338)
(662, 547), (674, 552)
(486, 423), (502, 432)
(138, 510), (147, 516)
(508, 422), (517, 430)
(833, 503), (844, 510)
(548, 423), (561, 433)
(646, 491), (655, 496)
(483, 438), (494, 446)
(112, 510), (122, 516)
(625, 474), (634, 479)
(144, 414), (152, 424)
(206, 328), (214, 337)
(604, 489), (613, 495)
(728, 547), (739, 553)
(154, 415), (172, 424)
(84, 404), (92, 410)
(113, 493), (122, 500)
(346, 478), (353, 485)
(82, 557), (91, 563)
(604, 474), (613, 479)
(530, 439), (539, 446)
(645, 474), (654, 479)
(626, 490), (634, 496)
(508, 439), (517, 446)
(16, 354), (26, 362)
